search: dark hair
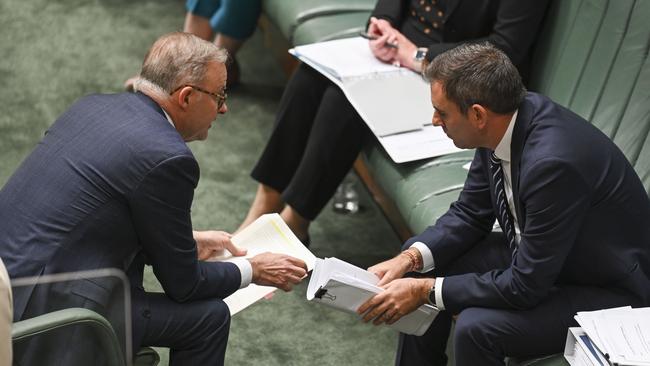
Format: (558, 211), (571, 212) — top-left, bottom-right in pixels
(422, 42), (526, 114)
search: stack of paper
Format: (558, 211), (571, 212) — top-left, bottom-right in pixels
(306, 257), (438, 336)
(290, 37), (462, 162)
(209, 213), (316, 315)
(564, 306), (650, 365)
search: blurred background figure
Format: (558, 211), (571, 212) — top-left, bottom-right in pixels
(126, 0), (262, 90)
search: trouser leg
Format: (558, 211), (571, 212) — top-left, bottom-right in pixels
(251, 63), (331, 193)
(396, 232), (512, 366)
(252, 62), (371, 220)
(281, 82), (370, 220)
(133, 290), (231, 366)
(454, 285), (638, 366)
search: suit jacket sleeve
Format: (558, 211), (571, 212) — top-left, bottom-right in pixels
(442, 157), (592, 313)
(127, 154), (241, 303)
(404, 151), (495, 268)
(370, 0), (408, 28)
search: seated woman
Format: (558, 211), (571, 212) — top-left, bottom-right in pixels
(238, 0), (550, 243)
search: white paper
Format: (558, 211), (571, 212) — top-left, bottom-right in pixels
(306, 257), (438, 336)
(574, 306), (650, 365)
(290, 37), (464, 155)
(291, 37), (401, 80)
(208, 213), (316, 315)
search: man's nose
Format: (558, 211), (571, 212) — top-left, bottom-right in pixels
(219, 103), (228, 114)
(432, 111), (442, 126)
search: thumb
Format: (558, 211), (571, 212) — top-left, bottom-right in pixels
(225, 241), (247, 257)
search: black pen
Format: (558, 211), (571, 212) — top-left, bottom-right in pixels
(359, 32), (399, 49)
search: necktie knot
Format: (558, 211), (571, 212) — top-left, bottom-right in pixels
(490, 152), (501, 165)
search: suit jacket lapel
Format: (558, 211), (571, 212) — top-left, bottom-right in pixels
(510, 97), (533, 230)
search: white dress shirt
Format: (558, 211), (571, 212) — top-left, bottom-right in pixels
(161, 108), (252, 289)
(411, 111), (520, 310)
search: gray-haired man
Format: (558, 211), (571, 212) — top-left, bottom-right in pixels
(0, 32), (307, 365)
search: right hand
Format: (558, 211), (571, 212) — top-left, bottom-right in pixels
(368, 252), (412, 286)
(367, 17), (399, 62)
(248, 252), (308, 291)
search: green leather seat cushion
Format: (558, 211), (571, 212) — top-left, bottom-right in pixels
(292, 12), (371, 45)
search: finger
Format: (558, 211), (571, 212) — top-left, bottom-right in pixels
(376, 272), (395, 287)
(285, 256), (308, 271)
(224, 240), (247, 257)
(357, 296), (379, 315)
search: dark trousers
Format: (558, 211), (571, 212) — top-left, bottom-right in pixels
(251, 63), (371, 220)
(132, 289), (231, 366)
(124, 253), (230, 366)
(396, 233), (640, 366)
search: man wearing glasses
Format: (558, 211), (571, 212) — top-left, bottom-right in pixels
(0, 32), (307, 365)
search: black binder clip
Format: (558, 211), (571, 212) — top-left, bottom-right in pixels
(315, 287), (336, 301)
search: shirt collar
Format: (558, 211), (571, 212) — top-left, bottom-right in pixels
(493, 110), (518, 163)
(161, 108), (176, 128)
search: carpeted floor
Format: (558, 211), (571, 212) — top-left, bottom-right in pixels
(0, 0), (404, 364)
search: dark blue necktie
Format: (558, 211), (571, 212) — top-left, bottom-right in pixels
(490, 152), (517, 249)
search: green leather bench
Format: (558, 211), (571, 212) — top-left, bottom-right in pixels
(262, 0), (650, 364)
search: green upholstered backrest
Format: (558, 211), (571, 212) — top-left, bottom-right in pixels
(262, 0), (376, 44)
(530, 0), (650, 193)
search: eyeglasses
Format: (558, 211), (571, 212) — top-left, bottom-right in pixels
(171, 85), (227, 109)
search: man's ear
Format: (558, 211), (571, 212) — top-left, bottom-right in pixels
(177, 86), (192, 109)
(471, 104), (488, 130)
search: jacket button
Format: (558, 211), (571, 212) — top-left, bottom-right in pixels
(142, 309), (151, 318)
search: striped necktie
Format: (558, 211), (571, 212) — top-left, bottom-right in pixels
(490, 152), (517, 249)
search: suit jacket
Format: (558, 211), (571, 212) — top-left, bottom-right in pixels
(371, 0), (550, 82)
(405, 93), (650, 313)
(0, 92), (241, 324)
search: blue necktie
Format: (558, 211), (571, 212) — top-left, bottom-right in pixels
(490, 152), (517, 249)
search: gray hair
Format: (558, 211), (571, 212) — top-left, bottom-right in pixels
(422, 42), (526, 114)
(137, 32), (228, 95)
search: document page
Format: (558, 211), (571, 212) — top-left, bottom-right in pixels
(291, 37), (401, 80)
(209, 214), (316, 315)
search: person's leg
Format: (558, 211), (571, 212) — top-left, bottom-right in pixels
(133, 290), (231, 366)
(184, 0), (219, 40)
(279, 83), (371, 235)
(396, 232), (513, 366)
(453, 285), (639, 366)
(239, 64), (332, 232)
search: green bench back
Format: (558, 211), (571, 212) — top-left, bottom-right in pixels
(530, 0), (650, 193)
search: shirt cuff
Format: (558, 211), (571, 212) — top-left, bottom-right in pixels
(434, 277), (445, 310)
(410, 242), (435, 272)
(230, 258), (253, 289)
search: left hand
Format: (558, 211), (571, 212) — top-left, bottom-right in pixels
(194, 230), (247, 260)
(357, 278), (434, 325)
(390, 33), (419, 71)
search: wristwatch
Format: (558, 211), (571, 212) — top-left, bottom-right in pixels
(427, 283), (437, 307)
(413, 47), (429, 70)
(413, 47), (429, 63)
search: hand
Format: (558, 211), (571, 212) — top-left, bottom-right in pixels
(357, 278), (434, 325)
(367, 17), (400, 62)
(392, 36), (419, 72)
(248, 252), (308, 292)
(368, 252), (413, 286)
(194, 230), (247, 260)
(367, 17), (395, 37)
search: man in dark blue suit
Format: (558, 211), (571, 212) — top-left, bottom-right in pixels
(358, 43), (650, 365)
(0, 32), (307, 365)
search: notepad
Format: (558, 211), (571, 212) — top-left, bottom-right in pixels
(290, 37), (462, 162)
(306, 257), (438, 336)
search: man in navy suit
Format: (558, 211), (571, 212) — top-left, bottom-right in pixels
(358, 43), (650, 365)
(0, 32), (307, 365)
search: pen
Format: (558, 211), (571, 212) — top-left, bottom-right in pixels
(359, 32), (399, 49)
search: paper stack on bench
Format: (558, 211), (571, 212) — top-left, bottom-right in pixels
(564, 306), (650, 365)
